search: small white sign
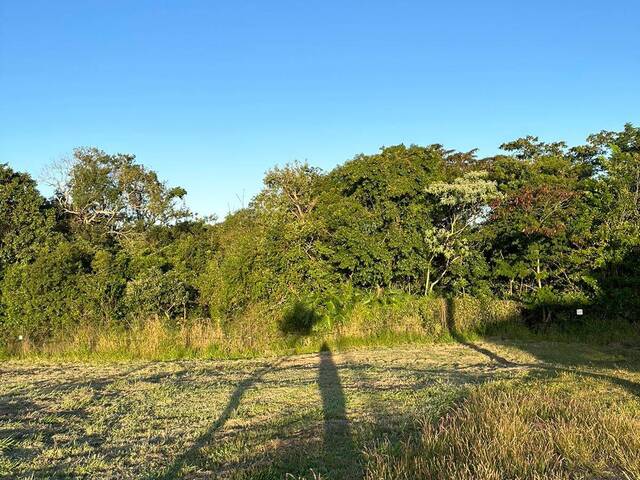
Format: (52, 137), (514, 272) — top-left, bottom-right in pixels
(17, 335), (23, 341)
(576, 309), (583, 316)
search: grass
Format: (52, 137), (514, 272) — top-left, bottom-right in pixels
(0, 322), (448, 362)
(1, 339), (639, 479)
(365, 375), (640, 479)
(0, 296), (524, 361)
(484, 316), (640, 346)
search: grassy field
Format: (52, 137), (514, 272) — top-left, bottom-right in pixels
(1, 340), (639, 479)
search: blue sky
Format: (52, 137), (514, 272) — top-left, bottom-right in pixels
(1, 1), (639, 218)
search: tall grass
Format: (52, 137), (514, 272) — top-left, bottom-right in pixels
(0, 296), (551, 361)
(0, 317), (225, 361)
(0, 313), (445, 361)
(364, 374), (640, 480)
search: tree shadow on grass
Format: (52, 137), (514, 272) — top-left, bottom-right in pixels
(444, 297), (640, 398)
(150, 359), (283, 480)
(491, 339), (640, 398)
(445, 297), (515, 367)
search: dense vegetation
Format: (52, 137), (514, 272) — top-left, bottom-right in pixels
(1, 125), (639, 356)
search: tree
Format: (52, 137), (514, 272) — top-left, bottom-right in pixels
(588, 124), (640, 319)
(125, 267), (190, 322)
(79, 249), (127, 325)
(1, 241), (90, 339)
(47, 148), (189, 241)
(2, 126), (640, 346)
(500, 136), (567, 160)
(0, 164), (55, 271)
(423, 171), (502, 294)
(319, 144), (448, 291)
(253, 162), (334, 299)
(486, 159), (590, 298)
(255, 161), (322, 222)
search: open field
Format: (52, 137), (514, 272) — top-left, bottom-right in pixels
(1, 340), (640, 479)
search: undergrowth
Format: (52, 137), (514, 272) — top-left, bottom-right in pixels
(1, 295), (637, 362)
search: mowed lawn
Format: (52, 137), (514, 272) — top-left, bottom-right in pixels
(1, 341), (640, 479)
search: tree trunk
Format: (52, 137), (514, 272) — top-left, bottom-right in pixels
(424, 267), (431, 296)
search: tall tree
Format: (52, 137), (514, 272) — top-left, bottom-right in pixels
(0, 164), (55, 271)
(47, 148), (189, 241)
(423, 171), (501, 294)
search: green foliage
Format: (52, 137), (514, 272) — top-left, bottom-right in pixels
(2, 125), (640, 351)
(0, 242), (90, 340)
(0, 164), (55, 270)
(125, 267), (190, 322)
(317, 144), (448, 290)
(79, 249), (127, 325)
(423, 170), (502, 294)
(50, 147), (189, 241)
(281, 300), (323, 335)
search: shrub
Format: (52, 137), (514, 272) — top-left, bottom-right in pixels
(125, 267), (190, 322)
(0, 242), (89, 341)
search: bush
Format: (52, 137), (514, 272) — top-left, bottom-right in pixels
(125, 267), (190, 323)
(78, 249), (127, 325)
(0, 242), (90, 341)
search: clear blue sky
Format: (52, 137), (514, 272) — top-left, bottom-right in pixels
(1, 1), (639, 218)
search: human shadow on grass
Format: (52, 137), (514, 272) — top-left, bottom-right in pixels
(150, 359), (283, 480)
(317, 342), (362, 479)
(233, 343), (363, 479)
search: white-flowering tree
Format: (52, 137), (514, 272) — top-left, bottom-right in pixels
(423, 171), (502, 294)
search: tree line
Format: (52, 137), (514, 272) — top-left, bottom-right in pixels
(1, 125), (639, 343)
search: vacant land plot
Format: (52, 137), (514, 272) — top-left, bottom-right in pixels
(1, 341), (639, 479)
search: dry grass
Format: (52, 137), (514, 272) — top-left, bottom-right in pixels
(1, 298), (525, 361)
(1, 340), (639, 479)
(364, 375), (640, 480)
(3, 318), (226, 361)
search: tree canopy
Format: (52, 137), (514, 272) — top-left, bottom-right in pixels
(1, 125), (639, 341)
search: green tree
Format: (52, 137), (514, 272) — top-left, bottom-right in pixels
(125, 267), (190, 322)
(319, 144), (448, 291)
(423, 171), (501, 294)
(0, 164), (55, 271)
(48, 148), (189, 241)
(79, 249), (127, 325)
(1, 241), (90, 340)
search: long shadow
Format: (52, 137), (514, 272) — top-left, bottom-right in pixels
(489, 339), (640, 398)
(540, 364), (640, 396)
(445, 297), (515, 367)
(444, 298), (640, 397)
(151, 359), (283, 480)
(317, 342), (362, 479)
